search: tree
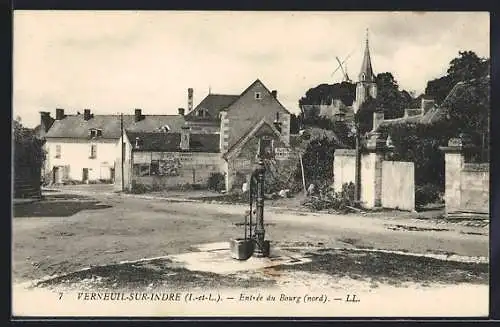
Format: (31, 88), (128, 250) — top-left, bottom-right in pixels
(298, 82), (356, 107)
(447, 51), (487, 83)
(294, 136), (338, 186)
(373, 72), (410, 119)
(355, 96), (378, 135)
(425, 50), (489, 105)
(13, 118), (46, 168)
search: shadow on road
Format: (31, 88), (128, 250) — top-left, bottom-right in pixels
(35, 258), (274, 291)
(13, 194), (113, 218)
(282, 248), (489, 286)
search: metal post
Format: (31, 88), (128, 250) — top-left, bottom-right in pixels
(120, 113), (124, 192)
(354, 123), (361, 203)
(253, 159), (269, 257)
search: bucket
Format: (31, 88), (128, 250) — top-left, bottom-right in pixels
(229, 238), (255, 260)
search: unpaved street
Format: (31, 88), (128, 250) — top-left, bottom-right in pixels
(13, 189), (488, 284)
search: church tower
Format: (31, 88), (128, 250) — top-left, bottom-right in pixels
(353, 29), (377, 113)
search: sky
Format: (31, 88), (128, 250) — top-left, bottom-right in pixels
(13, 11), (490, 127)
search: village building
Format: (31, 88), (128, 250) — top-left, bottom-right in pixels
(43, 108), (185, 184)
(115, 79), (295, 192)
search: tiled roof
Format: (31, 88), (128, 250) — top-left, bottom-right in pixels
(126, 131), (220, 153)
(221, 79), (292, 115)
(185, 94), (239, 120)
(45, 114), (186, 139)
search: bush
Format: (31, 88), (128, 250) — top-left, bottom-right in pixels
(207, 173), (225, 192)
(130, 182), (152, 194)
(415, 183), (443, 206)
(301, 182), (356, 213)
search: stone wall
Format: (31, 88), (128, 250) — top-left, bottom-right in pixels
(441, 138), (489, 215)
(333, 149), (355, 192)
(333, 135), (415, 211)
(460, 164), (489, 214)
(131, 151), (223, 190)
(381, 161), (415, 211)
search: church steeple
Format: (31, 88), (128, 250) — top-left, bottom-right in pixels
(359, 28), (375, 82)
(353, 28), (377, 114)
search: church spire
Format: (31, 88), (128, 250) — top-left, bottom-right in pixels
(359, 28), (375, 82)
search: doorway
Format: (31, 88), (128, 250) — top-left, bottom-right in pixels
(82, 168), (89, 183)
(52, 167), (62, 184)
(110, 168), (115, 183)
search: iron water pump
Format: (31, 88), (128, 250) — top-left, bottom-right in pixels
(229, 159), (271, 260)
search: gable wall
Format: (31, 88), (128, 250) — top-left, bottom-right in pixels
(225, 81), (290, 150)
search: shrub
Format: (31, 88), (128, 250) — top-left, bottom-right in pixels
(130, 182), (151, 194)
(301, 182), (356, 213)
(415, 183), (443, 206)
(207, 173), (225, 192)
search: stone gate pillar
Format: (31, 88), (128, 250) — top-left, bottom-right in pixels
(439, 136), (475, 216)
(361, 132), (386, 209)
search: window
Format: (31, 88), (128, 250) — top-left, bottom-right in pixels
(55, 145), (61, 158)
(89, 129), (102, 138)
(255, 92), (261, 100)
(89, 144), (97, 159)
(133, 164), (150, 177)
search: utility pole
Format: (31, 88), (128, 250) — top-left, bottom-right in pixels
(120, 113), (124, 192)
(354, 119), (361, 203)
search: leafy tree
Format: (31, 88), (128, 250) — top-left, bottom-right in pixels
(354, 96), (378, 135)
(425, 51), (489, 105)
(13, 118), (45, 168)
(373, 72), (410, 119)
(299, 82), (356, 107)
(294, 136), (338, 186)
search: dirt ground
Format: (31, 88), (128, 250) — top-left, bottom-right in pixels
(12, 188), (489, 286)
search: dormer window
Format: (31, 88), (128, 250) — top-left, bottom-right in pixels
(89, 128), (102, 138)
(159, 125), (170, 133)
(135, 137), (143, 148)
(197, 108), (208, 117)
(255, 92), (262, 100)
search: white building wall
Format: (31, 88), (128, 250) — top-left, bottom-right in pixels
(45, 138), (118, 182)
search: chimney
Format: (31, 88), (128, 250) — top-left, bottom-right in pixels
(134, 109), (143, 122)
(187, 88), (194, 112)
(271, 90), (277, 99)
(55, 108), (65, 120)
(83, 109), (91, 121)
(178, 108), (185, 116)
(421, 98), (435, 112)
(180, 126), (190, 151)
(372, 111), (384, 131)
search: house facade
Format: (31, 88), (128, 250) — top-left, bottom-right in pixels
(44, 108), (185, 184)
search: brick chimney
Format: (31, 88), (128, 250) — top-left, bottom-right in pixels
(180, 126), (190, 151)
(187, 88), (194, 112)
(55, 108), (65, 120)
(421, 98), (435, 112)
(134, 109), (143, 122)
(83, 109), (91, 121)
(271, 90), (277, 98)
(178, 108), (185, 116)
(372, 111), (384, 131)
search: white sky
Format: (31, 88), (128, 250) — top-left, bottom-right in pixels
(13, 11), (490, 127)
